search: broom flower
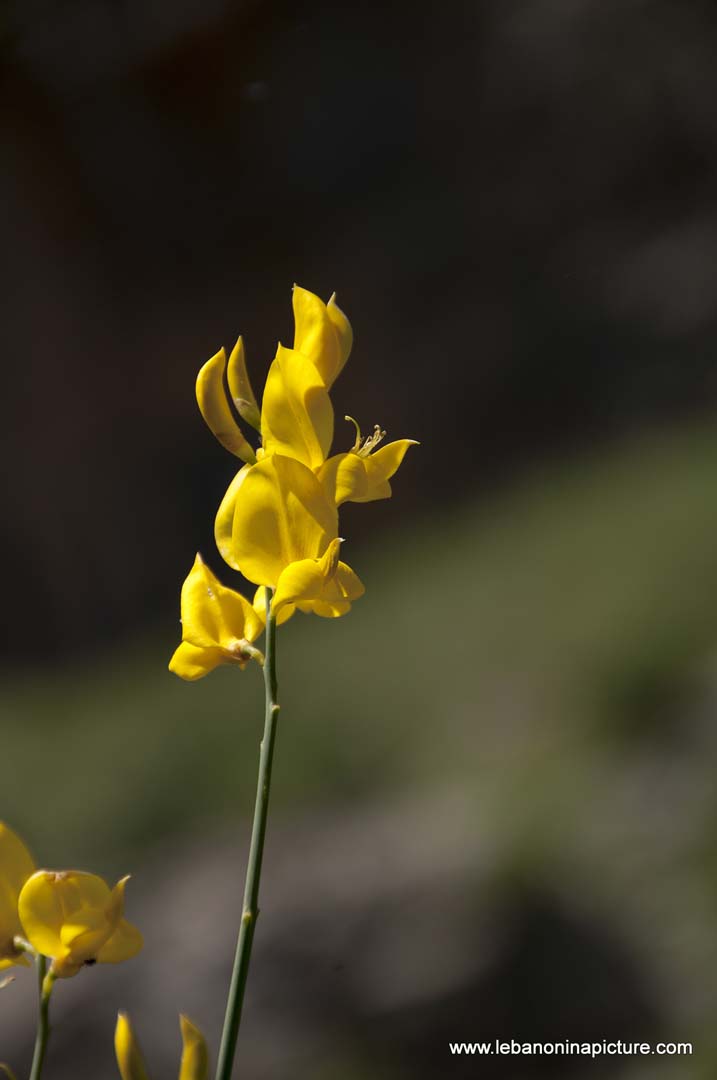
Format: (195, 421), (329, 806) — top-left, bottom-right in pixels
(18, 870), (142, 979)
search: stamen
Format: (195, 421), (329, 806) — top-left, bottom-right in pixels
(344, 415), (362, 453)
(345, 416), (387, 457)
(357, 424), (386, 457)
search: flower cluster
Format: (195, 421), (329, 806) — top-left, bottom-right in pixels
(0, 822), (141, 979)
(169, 285), (416, 680)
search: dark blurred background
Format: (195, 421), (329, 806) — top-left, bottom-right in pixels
(3, 0), (717, 1076)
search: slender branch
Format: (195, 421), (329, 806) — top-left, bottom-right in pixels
(215, 588), (280, 1080)
(28, 958), (55, 1080)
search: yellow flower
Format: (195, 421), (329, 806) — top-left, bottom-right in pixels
(115, 1013), (208, 1080)
(18, 871), (142, 978)
(169, 554), (266, 681)
(229, 455), (364, 617)
(317, 417), (418, 505)
(0, 824), (35, 970)
(230, 454), (337, 586)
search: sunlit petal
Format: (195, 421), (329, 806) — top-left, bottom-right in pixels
(231, 455), (338, 586)
(261, 345), (333, 469)
(168, 642), (227, 681)
(317, 453), (368, 506)
(326, 293), (353, 380)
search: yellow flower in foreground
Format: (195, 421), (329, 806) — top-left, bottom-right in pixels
(19, 871), (142, 978)
(292, 284), (352, 389)
(229, 454), (336, 586)
(169, 554), (265, 681)
(115, 1013), (208, 1080)
(0, 824), (35, 970)
(229, 455), (364, 617)
(318, 417), (418, 505)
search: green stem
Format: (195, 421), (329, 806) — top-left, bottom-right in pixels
(28, 958), (54, 1080)
(215, 589), (280, 1080)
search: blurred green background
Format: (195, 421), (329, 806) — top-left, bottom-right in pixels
(3, 1), (717, 1077)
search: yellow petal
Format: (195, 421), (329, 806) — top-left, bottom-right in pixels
(292, 285), (349, 388)
(115, 1013), (151, 1080)
(178, 1016), (209, 1080)
(226, 336), (260, 432)
(317, 453), (368, 506)
(18, 872), (68, 958)
(326, 293), (353, 379)
(168, 642), (228, 682)
(272, 543), (364, 619)
(272, 538), (342, 615)
(360, 439), (417, 499)
(252, 586), (295, 627)
(196, 348), (257, 463)
(97, 918), (143, 964)
(261, 345), (333, 470)
(214, 465), (251, 571)
(231, 455), (338, 586)
(309, 561), (365, 618)
(179, 555), (263, 650)
(320, 440), (417, 505)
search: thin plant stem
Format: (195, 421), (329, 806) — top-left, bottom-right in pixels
(28, 957), (55, 1080)
(215, 588), (280, 1080)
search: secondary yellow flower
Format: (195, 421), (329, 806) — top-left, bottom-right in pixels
(116, 1013), (208, 1080)
(18, 871), (142, 978)
(317, 417), (418, 505)
(169, 554), (266, 681)
(0, 824), (35, 970)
